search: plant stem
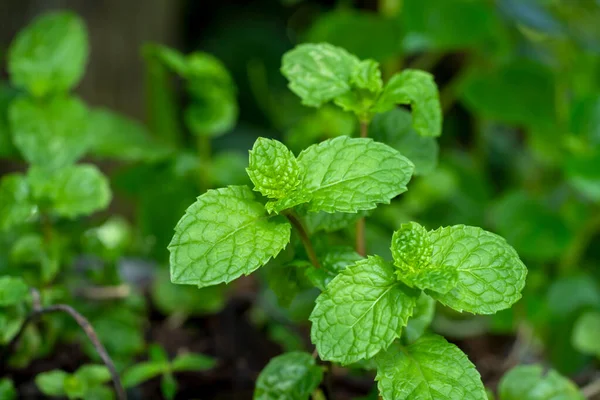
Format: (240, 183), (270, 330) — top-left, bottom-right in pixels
(356, 121), (369, 256)
(1, 290), (126, 400)
(283, 211), (321, 269)
(582, 376), (600, 399)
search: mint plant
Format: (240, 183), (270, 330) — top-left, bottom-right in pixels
(35, 364), (113, 400)
(170, 42), (528, 396)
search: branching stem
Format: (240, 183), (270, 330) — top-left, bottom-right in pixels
(284, 211), (321, 269)
(1, 290), (126, 400)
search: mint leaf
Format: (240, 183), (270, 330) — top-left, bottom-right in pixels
(374, 70), (442, 138)
(185, 83), (238, 137)
(391, 222), (458, 294)
(370, 108), (439, 175)
(28, 164), (111, 219)
(572, 311), (600, 357)
(9, 95), (90, 169)
(428, 225), (527, 314)
(351, 60), (383, 93)
(310, 256), (417, 364)
(303, 210), (368, 233)
(7, 11), (88, 97)
(404, 293), (436, 344)
(74, 365), (111, 387)
(498, 365), (584, 400)
(0, 378), (17, 400)
(0, 173), (36, 231)
(169, 186), (291, 287)
(297, 136), (414, 213)
(375, 334), (486, 400)
(0, 276), (28, 307)
(122, 362), (167, 388)
(171, 353), (217, 372)
(306, 246), (363, 290)
(247, 138), (302, 200)
(254, 352), (323, 400)
(35, 370), (68, 397)
(281, 43), (359, 107)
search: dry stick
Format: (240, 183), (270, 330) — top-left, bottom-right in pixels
(355, 121), (369, 256)
(284, 211), (321, 269)
(1, 296), (126, 400)
(583, 377), (600, 399)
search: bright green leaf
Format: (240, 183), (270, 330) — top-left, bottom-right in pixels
(281, 43), (359, 107)
(306, 246), (363, 290)
(169, 186), (291, 287)
(572, 311), (600, 357)
(254, 352), (323, 400)
(28, 164), (111, 219)
(297, 136), (414, 213)
(9, 95), (90, 169)
(0, 276), (28, 307)
(122, 362), (167, 388)
(8, 11), (88, 97)
(246, 138), (302, 200)
(428, 225), (527, 314)
(0, 378), (17, 400)
(0, 173), (37, 230)
(310, 256), (418, 365)
(404, 293), (436, 344)
(35, 370), (68, 397)
(498, 365), (584, 400)
(351, 60), (383, 93)
(161, 373), (177, 400)
(171, 353), (217, 372)
(74, 365), (111, 387)
(374, 70), (442, 138)
(370, 108), (439, 175)
(375, 334), (486, 400)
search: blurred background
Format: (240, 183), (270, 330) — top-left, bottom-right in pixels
(1, 0), (600, 399)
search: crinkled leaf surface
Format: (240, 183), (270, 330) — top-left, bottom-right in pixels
(375, 334), (486, 400)
(351, 60), (383, 93)
(428, 225), (527, 314)
(247, 138), (301, 200)
(572, 311), (600, 357)
(169, 186), (291, 287)
(374, 70), (442, 138)
(297, 136), (414, 213)
(370, 108), (439, 175)
(0, 173), (36, 230)
(498, 365), (584, 400)
(0, 276), (28, 307)
(310, 256), (417, 365)
(9, 95), (90, 169)
(8, 11), (88, 97)
(281, 43), (359, 107)
(254, 352), (323, 400)
(28, 164), (111, 219)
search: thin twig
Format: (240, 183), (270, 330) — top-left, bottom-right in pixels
(283, 211), (321, 269)
(76, 284), (131, 300)
(1, 298), (126, 400)
(583, 377), (600, 399)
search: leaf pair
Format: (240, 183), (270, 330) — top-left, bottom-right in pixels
(281, 43), (441, 136)
(310, 223), (527, 365)
(169, 136), (413, 287)
(35, 365), (112, 400)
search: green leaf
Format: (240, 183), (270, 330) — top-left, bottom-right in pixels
(370, 108), (439, 175)
(427, 225), (527, 314)
(547, 275), (600, 317)
(0, 173), (37, 231)
(35, 370), (68, 396)
(498, 365), (584, 400)
(306, 246), (363, 290)
(375, 334), (486, 400)
(305, 10), (400, 62)
(63, 375), (87, 399)
(8, 11), (88, 97)
(265, 261), (306, 307)
(246, 138), (302, 200)
(74, 365), (111, 387)
(281, 43), (359, 107)
(297, 136), (414, 213)
(28, 164), (111, 219)
(161, 373), (177, 400)
(171, 353), (217, 372)
(122, 362), (167, 388)
(0, 84), (18, 158)
(88, 108), (170, 162)
(254, 352), (323, 400)
(404, 293), (436, 344)
(374, 70), (442, 138)
(303, 209), (368, 234)
(0, 276), (28, 307)
(391, 222), (458, 294)
(572, 311), (600, 357)
(9, 95), (90, 169)
(0, 378), (17, 400)
(184, 84), (238, 137)
(169, 186), (291, 287)
(310, 256), (418, 364)
(351, 60), (383, 93)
